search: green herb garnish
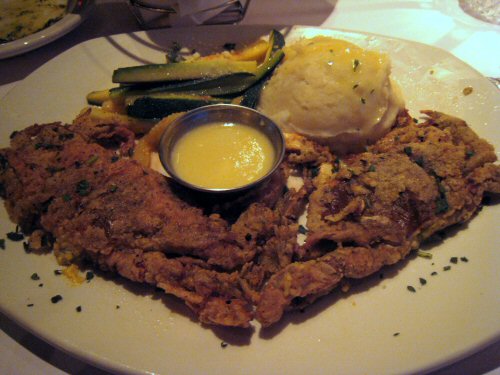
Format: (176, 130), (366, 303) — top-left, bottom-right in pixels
(7, 231), (24, 241)
(332, 158), (340, 173)
(86, 271), (94, 282)
(76, 180), (90, 196)
(87, 155), (99, 166)
(353, 59), (360, 71)
(310, 166), (320, 178)
(435, 196), (449, 214)
(417, 250), (433, 259)
(51, 295), (63, 303)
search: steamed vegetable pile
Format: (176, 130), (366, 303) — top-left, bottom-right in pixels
(86, 30), (285, 120)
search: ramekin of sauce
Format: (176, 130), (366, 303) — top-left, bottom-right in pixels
(159, 104), (285, 193)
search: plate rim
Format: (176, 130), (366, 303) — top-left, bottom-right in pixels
(0, 0), (95, 60)
(0, 24), (499, 375)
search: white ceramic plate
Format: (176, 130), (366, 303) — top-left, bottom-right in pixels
(0, 25), (499, 375)
(0, 0), (94, 59)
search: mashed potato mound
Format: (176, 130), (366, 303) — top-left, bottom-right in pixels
(258, 36), (405, 153)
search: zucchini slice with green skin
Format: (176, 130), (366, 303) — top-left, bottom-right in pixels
(126, 94), (232, 119)
(241, 29), (286, 108)
(86, 89), (111, 105)
(109, 50), (284, 99)
(112, 60), (258, 84)
(109, 72), (256, 99)
(87, 29), (286, 115)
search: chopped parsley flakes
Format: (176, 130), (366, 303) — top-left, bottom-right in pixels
(76, 180), (90, 196)
(51, 295), (63, 303)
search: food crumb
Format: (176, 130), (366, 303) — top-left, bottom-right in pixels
(443, 265), (451, 271)
(431, 271), (438, 276)
(393, 332), (400, 337)
(450, 257), (458, 264)
(116, 305), (120, 309)
(407, 285), (416, 293)
(460, 256), (469, 263)
(0, 239), (5, 249)
(51, 295), (63, 303)
(220, 341), (228, 348)
(462, 86), (473, 96)
(419, 278), (427, 286)
(38, 283), (44, 287)
(30, 273), (40, 280)
(54, 269), (63, 276)
(27, 303), (34, 307)
(341, 281), (351, 292)
(76, 305), (82, 312)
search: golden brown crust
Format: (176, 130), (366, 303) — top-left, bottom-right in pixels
(0, 110), (498, 329)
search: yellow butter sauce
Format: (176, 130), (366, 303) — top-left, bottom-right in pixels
(172, 122), (275, 189)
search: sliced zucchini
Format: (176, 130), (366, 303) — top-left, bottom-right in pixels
(87, 29), (286, 117)
(266, 29), (286, 59)
(240, 80), (265, 108)
(86, 89), (111, 105)
(112, 60), (258, 84)
(110, 50), (283, 99)
(109, 72), (255, 99)
(241, 29), (286, 108)
(126, 93), (232, 119)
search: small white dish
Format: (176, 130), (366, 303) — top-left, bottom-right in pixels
(0, 0), (94, 59)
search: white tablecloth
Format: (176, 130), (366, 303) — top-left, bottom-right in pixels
(1, 0), (499, 374)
